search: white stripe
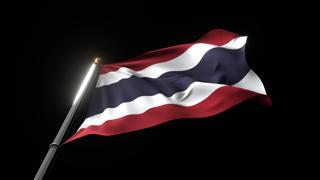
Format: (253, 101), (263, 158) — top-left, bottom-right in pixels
(97, 36), (247, 87)
(79, 69), (265, 130)
(234, 70), (266, 95)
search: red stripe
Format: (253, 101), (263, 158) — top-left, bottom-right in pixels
(195, 29), (238, 45)
(64, 86), (270, 144)
(100, 44), (191, 74)
(100, 29), (238, 74)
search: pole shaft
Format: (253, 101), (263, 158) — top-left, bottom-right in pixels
(34, 147), (58, 180)
(34, 62), (100, 180)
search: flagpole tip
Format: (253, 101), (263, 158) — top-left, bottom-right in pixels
(94, 57), (102, 64)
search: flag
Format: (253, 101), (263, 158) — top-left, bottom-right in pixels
(65, 29), (271, 143)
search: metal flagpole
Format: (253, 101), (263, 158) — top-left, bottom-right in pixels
(34, 58), (102, 180)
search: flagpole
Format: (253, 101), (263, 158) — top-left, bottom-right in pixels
(34, 58), (102, 180)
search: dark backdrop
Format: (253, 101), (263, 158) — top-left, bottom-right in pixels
(16, 5), (279, 179)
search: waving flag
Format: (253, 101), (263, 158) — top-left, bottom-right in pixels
(65, 29), (271, 143)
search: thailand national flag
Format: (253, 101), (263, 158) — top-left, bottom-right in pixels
(65, 29), (271, 143)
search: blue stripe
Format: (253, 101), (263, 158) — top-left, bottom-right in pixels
(87, 47), (249, 117)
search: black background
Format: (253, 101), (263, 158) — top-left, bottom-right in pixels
(14, 4), (284, 179)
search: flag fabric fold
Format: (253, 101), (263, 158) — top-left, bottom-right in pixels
(65, 29), (271, 144)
